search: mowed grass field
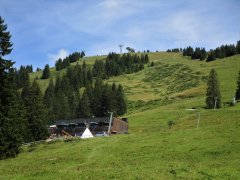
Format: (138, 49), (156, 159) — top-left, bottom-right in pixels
(1, 53), (240, 179)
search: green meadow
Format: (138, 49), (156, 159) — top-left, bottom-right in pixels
(1, 52), (240, 179)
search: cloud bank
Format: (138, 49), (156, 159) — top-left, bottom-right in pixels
(48, 49), (68, 66)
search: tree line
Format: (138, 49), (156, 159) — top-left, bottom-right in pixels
(40, 52), (149, 81)
(167, 46), (207, 60)
(166, 40), (240, 62)
(43, 62), (127, 121)
(206, 41), (240, 62)
(55, 51), (85, 71)
(14, 65), (32, 88)
(93, 52), (149, 79)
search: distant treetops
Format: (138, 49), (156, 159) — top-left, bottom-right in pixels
(167, 40), (240, 62)
(55, 51), (85, 71)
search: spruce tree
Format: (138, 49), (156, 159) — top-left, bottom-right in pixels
(236, 40), (240, 54)
(55, 58), (63, 71)
(23, 80), (49, 142)
(206, 51), (216, 62)
(107, 83), (118, 114)
(206, 69), (221, 109)
(82, 61), (87, 86)
(116, 84), (127, 115)
(92, 78), (103, 116)
(43, 79), (55, 121)
(80, 51), (85, 58)
(144, 54), (149, 63)
(235, 70), (240, 100)
(0, 16), (26, 159)
(68, 90), (80, 119)
(79, 90), (91, 117)
(41, 64), (50, 79)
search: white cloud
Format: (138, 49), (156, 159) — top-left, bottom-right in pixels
(48, 48), (68, 66)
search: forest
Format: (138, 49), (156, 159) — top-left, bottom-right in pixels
(167, 40), (240, 61)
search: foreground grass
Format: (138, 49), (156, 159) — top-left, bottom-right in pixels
(1, 53), (240, 179)
(1, 102), (240, 179)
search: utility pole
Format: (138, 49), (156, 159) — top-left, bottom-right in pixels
(107, 112), (113, 135)
(197, 112), (200, 128)
(214, 96), (217, 110)
(185, 109), (201, 128)
(119, 44), (123, 54)
(232, 95), (236, 105)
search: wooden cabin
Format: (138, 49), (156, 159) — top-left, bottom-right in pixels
(49, 117), (128, 137)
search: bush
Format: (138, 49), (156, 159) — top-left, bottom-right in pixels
(168, 121), (175, 129)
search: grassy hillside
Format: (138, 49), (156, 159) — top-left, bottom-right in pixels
(1, 53), (240, 179)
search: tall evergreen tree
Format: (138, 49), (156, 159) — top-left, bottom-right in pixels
(144, 54), (149, 63)
(116, 84), (127, 115)
(55, 58), (63, 71)
(68, 90), (80, 119)
(41, 64), (50, 79)
(80, 51), (85, 58)
(92, 78), (104, 116)
(0, 16), (26, 159)
(43, 79), (55, 121)
(236, 40), (240, 54)
(235, 70), (240, 100)
(23, 80), (49, 142)
(206, 51), (216, 62)
(206, 69), (221, 109)
(78, 90), (91, 117)
(200, 48), (207, 60)
(109, 83), (118, 114)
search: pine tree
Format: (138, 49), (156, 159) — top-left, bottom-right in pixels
(92, 78), (104, 116)
(144, 54), (149, 63)
(41, 64), (50, 79)
(80, 51), (85, 58)
(79, 90), (91, 117)
(116, 84), (127, 115)
(206, 69), (221, 109)
(68, 90), (80, 119)
(109, 83), (118, 114)
(0, 17), (28, 159)
(236, 40), (240, 54)
(23, 80), (49, 142)
(55, 58), (63, 71)
(200, 48), (207, 60)
(43, 79), (55, 121)
(101, 84), (110, 115)
(206, 51), (216, 62)
(87, 69), (93, 84)
(82, 61), (87, 86)
(235, 70), (240, 100)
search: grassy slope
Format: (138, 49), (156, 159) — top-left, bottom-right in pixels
(1, 53), (240, 179)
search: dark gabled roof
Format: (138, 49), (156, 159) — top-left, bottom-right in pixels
(54, 117), (110, 125)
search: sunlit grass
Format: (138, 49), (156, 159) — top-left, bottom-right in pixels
(2, 53), (240, 179)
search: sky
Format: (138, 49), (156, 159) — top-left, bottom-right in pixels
(0, 0), (240, 69)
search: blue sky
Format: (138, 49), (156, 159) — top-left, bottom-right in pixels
(0, 0), (240, 69)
